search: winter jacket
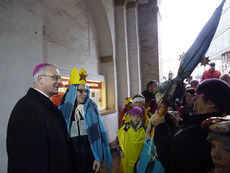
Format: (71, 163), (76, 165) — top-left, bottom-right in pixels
(154, 112), (223, 173)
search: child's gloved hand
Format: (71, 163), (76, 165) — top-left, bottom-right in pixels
(150, 110), (165, 127)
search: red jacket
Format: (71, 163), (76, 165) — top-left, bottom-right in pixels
(201, 69), (221, 81)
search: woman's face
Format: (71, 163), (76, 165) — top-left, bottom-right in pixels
(184, 92), (194, 106)
(76, 84), (87, 104)
(210, 140), (230, 173)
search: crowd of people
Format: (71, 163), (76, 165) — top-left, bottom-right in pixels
(6, 62), (230, 173)
(117, 62), (230, 173)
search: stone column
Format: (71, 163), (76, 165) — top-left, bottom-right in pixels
(138, 0), (161, 88)
(126, 2), (142, 97)
(115, 4), (129, 111)
(115, 0), (143, 111)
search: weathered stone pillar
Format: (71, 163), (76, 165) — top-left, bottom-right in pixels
(126, 2), (142, 97)
(115, 1), (129, 111)
(115, 0), (142, 111)
(138, 0), (162, 88)
(115, 0), (161, 111)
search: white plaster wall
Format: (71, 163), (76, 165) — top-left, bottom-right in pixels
(43, 0), (100, 74)
(100, 0), (117, 111)
(85, 0), (113, 58)
(101, 0), (115, 45)
(101, 63), (115, 110)
(85, 0), (117, 111)
(98, 0), (118, 144)
(0, 0), (43, 172)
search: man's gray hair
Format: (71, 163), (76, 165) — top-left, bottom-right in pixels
(33, 64), (57, 83)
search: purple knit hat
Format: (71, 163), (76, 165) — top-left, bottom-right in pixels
(33, 63), (48, 76)
(130, 107), (143, 116)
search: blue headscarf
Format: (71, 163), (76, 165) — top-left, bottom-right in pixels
(59, 84), (113, 172)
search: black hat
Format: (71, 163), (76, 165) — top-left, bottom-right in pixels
(209, 62), (215, 67)
(197, 79), (230, 114)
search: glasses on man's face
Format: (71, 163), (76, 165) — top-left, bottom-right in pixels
(40, 75), (62, 81)
(192, 94), (204, 101)
(77, 89), (87, 94)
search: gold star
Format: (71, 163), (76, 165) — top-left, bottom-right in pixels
(200, 56), (210, 66)
(178, 52), (185, 61)
(79, 73), (87, 81)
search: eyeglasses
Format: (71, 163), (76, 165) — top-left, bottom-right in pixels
(40, 75), (62, 81)
(192, 94), (204, 101)
(77, 89), (87, 94)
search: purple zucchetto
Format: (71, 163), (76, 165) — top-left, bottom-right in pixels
(33, 63), (48, 76)
(130, 107), (143, 117)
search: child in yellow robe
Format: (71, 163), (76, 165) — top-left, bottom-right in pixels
(117, 107), (146, 173)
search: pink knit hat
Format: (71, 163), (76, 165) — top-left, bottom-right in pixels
(33, 63), (48, 76)
(130, 107), (143, 117)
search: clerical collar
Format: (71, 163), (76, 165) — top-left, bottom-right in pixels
(34, 88), (50, 98)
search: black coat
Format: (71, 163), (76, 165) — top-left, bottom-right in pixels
(7, 88), (75, 173)
(142, 90), (155, 106)
(154, 112), (223, 173)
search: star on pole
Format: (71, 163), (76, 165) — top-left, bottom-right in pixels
(178, 52), (185, 61)
(200, 56), (210, 66)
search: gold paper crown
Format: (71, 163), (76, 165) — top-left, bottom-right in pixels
(69, 67), (87, 85)
(125, 97), (132, 105)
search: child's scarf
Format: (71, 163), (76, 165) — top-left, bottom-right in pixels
(59, 85), (113, 172)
